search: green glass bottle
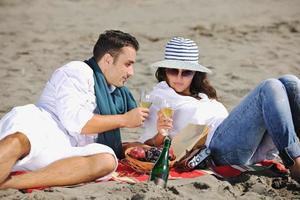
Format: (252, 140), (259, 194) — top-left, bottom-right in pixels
(149, 137), (171, 188)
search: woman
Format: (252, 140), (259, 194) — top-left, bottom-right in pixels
(139, 37), (300, 182)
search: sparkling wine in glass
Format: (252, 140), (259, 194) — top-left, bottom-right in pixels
(161, 99), (174, 118)
(160, 99), (174, 137)
(139, 89), (152, 108)
(161, 107), (174, 118)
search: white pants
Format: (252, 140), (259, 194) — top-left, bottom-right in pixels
(0, 104), (117, 181)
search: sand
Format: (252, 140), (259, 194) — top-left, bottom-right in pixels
(0, 0), (300, 199)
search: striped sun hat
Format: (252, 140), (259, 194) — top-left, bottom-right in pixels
(151, 37), (212, 73)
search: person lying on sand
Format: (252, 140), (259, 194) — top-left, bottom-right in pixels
(0, 30), (149, 189)
(138, 37), (300, 183)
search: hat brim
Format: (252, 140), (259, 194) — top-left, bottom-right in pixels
(151, 60), (212, 74)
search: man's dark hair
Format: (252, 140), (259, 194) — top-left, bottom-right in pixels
(93, 30), (139, 62)
(155, 68), (218, 100)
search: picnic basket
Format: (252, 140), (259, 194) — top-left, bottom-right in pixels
(124, 147), (175, 173)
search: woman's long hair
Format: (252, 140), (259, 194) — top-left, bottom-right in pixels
(155, 68), (218, 100)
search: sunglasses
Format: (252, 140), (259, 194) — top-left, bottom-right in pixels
(165, 68), (195, 77)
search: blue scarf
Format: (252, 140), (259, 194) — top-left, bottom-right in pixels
(85, 57), (137, 159)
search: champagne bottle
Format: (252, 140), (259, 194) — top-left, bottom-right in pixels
(149, 137), (171, 188)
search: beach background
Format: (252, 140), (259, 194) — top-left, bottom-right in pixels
(0, 0), (300, 199)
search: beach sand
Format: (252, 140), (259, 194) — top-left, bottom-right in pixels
(0, 0), (300, 199)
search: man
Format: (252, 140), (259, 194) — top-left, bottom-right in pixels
(0, 30), (149, 189)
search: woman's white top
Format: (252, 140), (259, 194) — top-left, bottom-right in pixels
(138, 81), (229, 146)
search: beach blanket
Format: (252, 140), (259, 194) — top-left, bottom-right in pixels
(11, 159), (287, 193)
(110, 159), (210, 183)
(111, 159), (287, 183)
(210, 160), (288, 178)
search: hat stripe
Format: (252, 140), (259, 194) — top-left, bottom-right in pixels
(168, 40), (195, 45)
(165, 54), (198, 58)
(165, 55), (198, 61)
(165, 47), (198, 52)
(167, 41), (196, 45)
(165, 52), (198, 58)
(170, 37), (194, 42)
(166, 56), (198, 62)
(166, 43), (198, 48)
(165, 51), (197, 57)
(166, 49), (198, 54)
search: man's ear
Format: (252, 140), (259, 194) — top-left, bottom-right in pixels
(103, 53), (113, 65)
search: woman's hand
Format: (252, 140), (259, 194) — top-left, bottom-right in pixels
(157, 109), (173, 136)
(144, 110), (174, 147)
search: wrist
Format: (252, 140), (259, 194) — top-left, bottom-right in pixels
(118, 114), (127, 128)
(158, 129), (169, 137)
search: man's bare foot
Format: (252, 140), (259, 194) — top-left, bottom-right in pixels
(290, 157), (300, 184)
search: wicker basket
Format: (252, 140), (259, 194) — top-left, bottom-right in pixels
(125, 147), (174, 173)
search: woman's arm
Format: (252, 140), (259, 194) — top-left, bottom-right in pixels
(144, 132), (166, 147)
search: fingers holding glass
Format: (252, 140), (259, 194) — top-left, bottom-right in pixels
(158, 119), (173, 136)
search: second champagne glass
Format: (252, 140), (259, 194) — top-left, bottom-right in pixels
(160, 99), (174, 137)
(161, 99), (174, 118)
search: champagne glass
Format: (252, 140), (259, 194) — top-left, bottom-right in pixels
(160, 99), (174, 137)
(161, 99), (174, 118)
(139, 89), (152, 108)
(139, 89), (153, 128)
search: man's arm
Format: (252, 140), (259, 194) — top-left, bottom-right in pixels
(81, 107), (149, 134)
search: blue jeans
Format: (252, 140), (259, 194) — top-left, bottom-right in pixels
(209, 74), (300, 166)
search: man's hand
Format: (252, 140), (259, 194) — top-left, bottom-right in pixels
(81, 108), (149, 134)
(123, 107), (149, 128)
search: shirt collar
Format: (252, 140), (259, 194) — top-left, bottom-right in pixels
(108, 85), (116, 94)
